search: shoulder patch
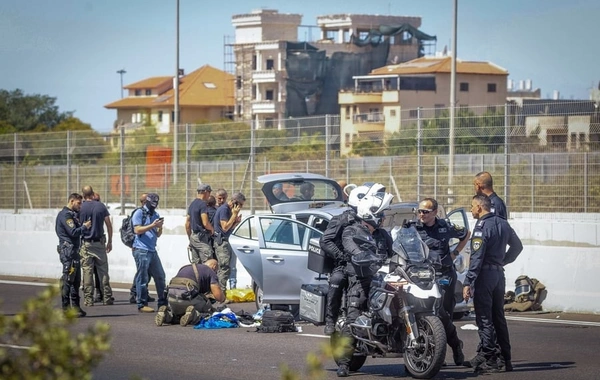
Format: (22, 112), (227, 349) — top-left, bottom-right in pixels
(66, 219), (75, 228)
(471, 238), (483, 251)
(473, 231), (483, 237)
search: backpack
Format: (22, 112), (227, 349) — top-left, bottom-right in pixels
(256, 310), (296, 333)
(120, 207), (147, 248)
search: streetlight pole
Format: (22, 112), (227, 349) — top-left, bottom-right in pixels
(173, 0), (180, 184)
(448, 0), (457, 207)
(117, 69), (126, 99)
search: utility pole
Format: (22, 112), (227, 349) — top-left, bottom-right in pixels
(116, 69), (126, 99)
(448, 0), (458, 207)
(173, 0), (180, 184)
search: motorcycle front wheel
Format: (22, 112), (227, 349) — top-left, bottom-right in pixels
(403, 315), (447, 379)
(330, 331), (368, 372)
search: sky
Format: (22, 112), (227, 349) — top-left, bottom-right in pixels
(1, 0), (599, 133)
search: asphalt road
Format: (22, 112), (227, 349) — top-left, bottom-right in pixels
(1, 279), (600, 380)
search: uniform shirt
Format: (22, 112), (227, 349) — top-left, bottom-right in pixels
(79, 200), (110, 240)
(416, 218), (468, 268)
(319, 209), (357, 263)
(132, 205), (161, 251)
(465, 213), (523, 286)
(213, 203), (233, 237)
(488, 192), (507, 219)
(187, 198), (209, 233)
(175, 264), (218, 294)
(55, 206), (87, 247)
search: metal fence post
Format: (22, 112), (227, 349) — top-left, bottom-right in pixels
(530, 154), (534, 213)
(249, 119), (255, 214)
(13, 133), (17, 213)
(417, 107), (422, 200)
(185, 123), (190, 204)
(119, 126), (125, 214)
(67, 130), (72, 199)
(584, 152), (588, 212)
(434, 155), (438, 200)
(325, 114), (331, 178)
(504, 103), (510, 211)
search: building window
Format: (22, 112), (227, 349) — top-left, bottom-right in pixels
(237, 105), (242, 116)
(236, 76), (242, 89)
(390, 109), (396, 117)
(409, 109), (418, 118)
(252, 55), (257, 70)
(265, 90), (274, 100)
(158, 111), (163, 122)
(399, 76), (436, 91)
(145, 89), (152, 96)
(171, 111), (175, 122)
(460, 82), (469, 92)
(352, 106), (357, 114)
(487, 83), (497, 93)
(266, 59), (274, 70)
(134, 89), (141, 96)
(345, 106), (350, 119)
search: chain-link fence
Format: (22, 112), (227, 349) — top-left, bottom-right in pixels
(1, 101), (598, 214)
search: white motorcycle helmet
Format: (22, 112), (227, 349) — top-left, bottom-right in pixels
(346, 182), (387, 209)
(356, 191), (394, 228)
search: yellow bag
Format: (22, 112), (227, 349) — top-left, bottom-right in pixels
(226, 288), (255, 303)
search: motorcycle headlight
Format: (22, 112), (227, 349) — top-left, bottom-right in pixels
(407, 266), (434, 282)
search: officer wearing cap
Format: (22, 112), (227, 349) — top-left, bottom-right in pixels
(272, 183), (289, 201)
(55, 193), (91, 317)
(414, 197), (470, 366)
(132, 192), (167, 313)
(463, 194), (523, 372)
(185, 184), (215, 264)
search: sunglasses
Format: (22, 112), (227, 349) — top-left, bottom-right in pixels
(417, 209), (434, 215)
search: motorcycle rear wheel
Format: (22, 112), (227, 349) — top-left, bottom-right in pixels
(330, 332), (368, 372)
(403, 315), (447, 379)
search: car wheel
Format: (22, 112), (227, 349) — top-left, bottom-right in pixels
(253, 282), (266, 311)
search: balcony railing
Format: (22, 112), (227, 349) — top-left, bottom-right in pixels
(353, 112), (385, 123)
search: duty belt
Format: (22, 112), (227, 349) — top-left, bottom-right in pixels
(481, 264), (503, 271)
(83, 238), (102, 242)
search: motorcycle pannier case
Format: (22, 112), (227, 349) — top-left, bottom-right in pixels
(307, 237), (333, 274)
(299, 284), (328, 325)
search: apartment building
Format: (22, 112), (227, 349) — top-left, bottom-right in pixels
(228, 9), (434, 129)
(105, 65), (234, 133)
(338, 55), (509, 155)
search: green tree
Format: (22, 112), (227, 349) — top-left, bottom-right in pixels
(0, 285), (111, 379)
(0, 89), (72, 133)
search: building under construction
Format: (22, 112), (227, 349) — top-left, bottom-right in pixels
(224, 9), (436, 129)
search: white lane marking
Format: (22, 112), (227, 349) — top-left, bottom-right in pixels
(0, 343), (30, 350)
(300, 333), (329, 338)
(506, 315), (600, 327)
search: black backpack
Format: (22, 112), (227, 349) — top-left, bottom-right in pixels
(256, 310), (296, 333)
(120, 208), (147, 248)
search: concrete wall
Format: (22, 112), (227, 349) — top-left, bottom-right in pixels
(1, 211), (599, 313)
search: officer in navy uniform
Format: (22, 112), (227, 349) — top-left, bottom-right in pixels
(474, 171), (507, 218)
(55, 193), (91, 317)
(463, 194), (523, 373)
(413, 197), (471, 366)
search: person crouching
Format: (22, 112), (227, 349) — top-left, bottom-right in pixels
(155, 259), (225, 326)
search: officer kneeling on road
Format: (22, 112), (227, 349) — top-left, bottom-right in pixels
(155, 259), (225, 327)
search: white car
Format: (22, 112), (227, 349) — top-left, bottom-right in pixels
(229, 173), (473, 317)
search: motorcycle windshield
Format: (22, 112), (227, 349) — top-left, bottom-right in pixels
(391, 225), (428, 264)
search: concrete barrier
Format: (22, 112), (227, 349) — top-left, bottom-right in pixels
(1, 211), (599, 313)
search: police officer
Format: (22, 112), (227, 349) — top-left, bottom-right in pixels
(320, 183), (385, 336)
(414, 197), (470, 366)
(185, 184), (215, 264)
(336, 191), (394, 377)
(474, 171), (507, 218)
(463, 194), (523, 373)
(55, 193), (91, 317)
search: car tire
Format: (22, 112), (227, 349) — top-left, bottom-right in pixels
(253, 282), (265, 311)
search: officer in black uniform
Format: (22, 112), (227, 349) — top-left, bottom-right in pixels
(463, 194), (523, 373)
(55, 193), (91, 317)
(320, 183), (385, 336)
(413, 197), (470, 366)
(474, 171), (507, 218)
(336, 191), (394, 377)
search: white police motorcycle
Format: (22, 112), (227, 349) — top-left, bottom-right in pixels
(331, 225), (447, 379)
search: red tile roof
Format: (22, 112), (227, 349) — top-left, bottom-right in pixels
(371, 56), (508, 76)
